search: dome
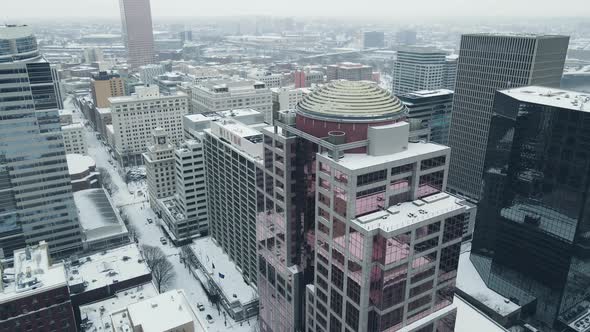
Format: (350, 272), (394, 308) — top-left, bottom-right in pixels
(296, 80), (407, 123)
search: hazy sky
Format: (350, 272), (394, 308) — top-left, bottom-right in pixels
(2, 0), (590, 19)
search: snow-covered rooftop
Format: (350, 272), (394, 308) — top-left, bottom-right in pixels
(0, 241), (67, 303)
(190, 237), (258, 304)
(67, 154), (96, 175)
(329, 141), (449, 171)
(499, 86), (590, 112)
(352, 193), (470, 234)
(454, 295), (508, 332)
(79, 282), (159, 332)
(66, 244), (150, 294)
(62, 122), (84, 130)
(456, 244), (521, 317)
(111, 289), (207, 332)
(73, 188), (128, 242)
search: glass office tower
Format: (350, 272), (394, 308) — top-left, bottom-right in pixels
(471, 86), (590, 331)
(0, 25), (82, 258)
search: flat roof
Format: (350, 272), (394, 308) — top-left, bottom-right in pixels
(73, 188), (127, 241)
(113, 289), (206, 332)
(67, 244), (150, 294)
(456, 244), (521, 317)
(190, 237), (258, 303)
(400, 89), (454, 99)
(109, 91), (187, 104)
(326, 141), (449, 171)
(352, 193), (469, 234)
(499, 86), (590, 112)
(62, 122), (84, 130)
(454, 295), (508, 332)
(79, 282), (159, 331)
(67, 154), (95, 175)
(0, 242), (67, 303)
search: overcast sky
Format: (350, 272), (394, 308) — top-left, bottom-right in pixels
(2, 0), (590, 19)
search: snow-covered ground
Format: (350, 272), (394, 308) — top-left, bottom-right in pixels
(72, 97), (257, 332)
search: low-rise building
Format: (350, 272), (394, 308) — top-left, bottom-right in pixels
(248, 69), (283, 88)
(110, 289), (208, 332)
(0, 241), (77, 332)
(294, 68), (325, 88)
(271, 87), (305, 112)
(67, 154), (100, 192)
(186, 237), (259, 321)
(73, 188), (129, 252)
(62, 122), (88, 155)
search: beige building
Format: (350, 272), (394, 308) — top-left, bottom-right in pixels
(91, 71), (125, 108)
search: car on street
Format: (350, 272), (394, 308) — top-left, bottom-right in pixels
(206, 314), (214, 324)
(147, 218), (153, 224)
(160, 237), (167, 245)
(196, 303), (205, 311)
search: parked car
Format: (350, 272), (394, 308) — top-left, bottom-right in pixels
(160, 237), (167, 245)
(147, 218), (153, 224)
(196, 303), (205, 311)
(206, 314), (214, 324)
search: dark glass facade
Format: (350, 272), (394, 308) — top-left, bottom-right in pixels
(471, 90), (590, 330)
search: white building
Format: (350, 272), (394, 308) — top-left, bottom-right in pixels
(143, 128), (176, 209)
(109, 85), (189, 166)
(271, 87), (305, 111)
(110, 289), (208, 332)
(157, 138), (208, 244)
(392, 47), (449, 95)
(191, 78), (272, 122)
(247, 69), (283, 88)
(62, 122), (88, 155)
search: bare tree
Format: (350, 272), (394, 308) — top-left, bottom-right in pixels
(152, 256), (175, 293)
(97, 167), (117, 194)
(141, 245), (176, 292)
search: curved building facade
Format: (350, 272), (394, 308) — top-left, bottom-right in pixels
(295, 80), (407, 144)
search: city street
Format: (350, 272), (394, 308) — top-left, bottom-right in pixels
(73, 100), (256, 331)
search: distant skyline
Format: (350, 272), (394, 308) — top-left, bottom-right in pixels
(2, 0), (590, 20)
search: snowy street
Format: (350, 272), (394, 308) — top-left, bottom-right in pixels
(72, 98), (256, 331)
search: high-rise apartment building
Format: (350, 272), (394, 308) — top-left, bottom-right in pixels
(447, 34), (569, 200)
(144, 129), (208, 244)
(109, 85), (189, 166)
(398, 89), (454, 145)
(203, 114), (266, 284)
(90, 71), (125, 108)
(467, 86), (590, 331)
(256, 81), (475, 332)
(392, 48), (450, 96)
(191, 78), (273, 121)
(363, 31), (385, 48)
(119, 0), (156, 68)
(0, 25), (82, 258)
(327, 62), (374, 82)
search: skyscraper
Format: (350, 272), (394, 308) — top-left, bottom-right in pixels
(119, 0), (156, 68)
(257, 81), (475, 332)
(392, 48), (450, 96)
(468, 86), (590, 331)
(0, 25), (82, 258)
(398, 89), (454, 145)
(447, 34), (569, 200)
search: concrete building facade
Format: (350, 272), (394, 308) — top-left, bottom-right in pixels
(90, 71), (124, 108)
(327, 62), (374, 82)
(62, 122), (88, 155)
(143, 128), (176, 210)
(398, 89), (454, 146)
(392, 48), (449, 96)
(109, 85), (188, 166)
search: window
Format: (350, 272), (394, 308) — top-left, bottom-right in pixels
(415, 221), (441, 240)
(420, 155), (446, 170)
(334, 169), (348, 185)
(345, 302), (359, 331)
(348, 227), (364, 261)
(330, 290), (343, 315)
(417, 170), (444, 198)
(331, 265), (344, 290)
(443, 214), (465, 242)
(391, 164), (413, 176)
(357, 169), (387, 186)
